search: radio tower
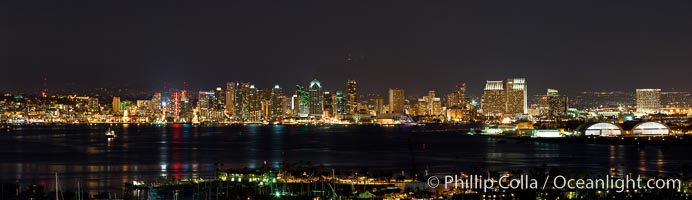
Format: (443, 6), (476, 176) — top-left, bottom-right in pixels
(41, 76), (48, 98)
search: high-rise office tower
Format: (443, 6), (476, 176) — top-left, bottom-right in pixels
(259, 89), (272, 121)
(636, 89), (661, 114)
(481, 81), (506, 117)
(112, 96), (121, 114)
(213, 87), (225, 111)
(540, 89), (569, 119)
(235, 82), (260, 121)
(197, 90), (216, 121)
(151, 92), (162, 113)
(346, 80), (357, 114)
(308, 79), (323, 117)
(335, 91), (347, 115)
(296, 85), (309, 117)
(372, 96), (384, 115)
(270, 85), (284, 121)
(226, 82), (236, 119)
(420, 90), (442, 116)
(447, 83), (467, 108)
(506, 78), (527, 114)
(198, 91), (213, 110)
(323, 91), (334, 119)
(423, 90), (442, 115)
(388, 88), (405, 114)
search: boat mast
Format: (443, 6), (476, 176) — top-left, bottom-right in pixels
(77, 181), (81, 200)
(55, 172), (58, 200)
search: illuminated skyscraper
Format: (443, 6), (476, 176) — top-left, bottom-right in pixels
(112, 96), (121, 114)
(226, 82), (236, 119)
(213, 87), (225, 112)
(447, 83), (466, 108)
(151, 92), (162, 114)
(539, 89), (568, 119)
(636, 89), (661, 114)
(388, 88), (405, 114)
(197, 90), (216, 121)
(335, 91), (347, 115)
(235, 82), (260, 122)
(481, 81), (505, 117)
(346, 80), (357, 114)
(270, 85), (284, 121)
(308, 79), (323, 117)
(198, 91), (211, 110)
(506, 78), (527, 114)
(417, 90), (442, 116)
(372, 96), (384, 115)
(259, 89), (272, 121)
(296, 85), (309, 117)
(322, 91), (334, 119)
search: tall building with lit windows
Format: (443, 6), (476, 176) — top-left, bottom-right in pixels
(346, 80), (357, 114)
(388, 88), (405, 114)
(335, 91), (347, 115)
(296, 85), (309, 117)
(197, 90), (216, 121)
(372, 96), (384, 115)
(213, 87), (225, 111)
(226, 82), (236, 119)
(417, 90), (441, 116)
(308, 79), (323, 117)
(539, 89), (569, 119)
(270, 85), (284, 121)
(322, 91), (334, 119)
(235, 82), (260, 122)
(112, 96), (121, 114)
(481, 81), (505, 117)
(506, 78), (527, 114)
(447, 83), (466, 108)
(636, 89), (661, 114)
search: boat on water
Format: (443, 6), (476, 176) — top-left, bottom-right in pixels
(105, 129), (117, 138)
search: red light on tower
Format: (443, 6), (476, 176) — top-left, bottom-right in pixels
(173, 92), (179, 117)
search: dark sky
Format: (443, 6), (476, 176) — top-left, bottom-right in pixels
(2, 0), (692, 97)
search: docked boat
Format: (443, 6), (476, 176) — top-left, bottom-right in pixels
(105, 129), (117, 138)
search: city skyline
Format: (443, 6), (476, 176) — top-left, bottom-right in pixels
(3, 1), (692, 199)
(3, 1), (692, 96)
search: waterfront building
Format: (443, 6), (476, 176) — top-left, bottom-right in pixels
(296, 85), (309, 117)
(235, 82), (260, 122)
(322, 91), (334, 119)
(578, 122), (623, 137)
(346, 80), (357, 115)
(636, 89), (661, 114)
(388, 88), (405, 114)
(112, 96), (120, 114)
(335, 91), (347, 115)
(308, 79), (323, 118)
(270, 85), (284, 121)
(416, 90), (442, 116)
(372, 96), (384, 116)
(629, 121), (670, 135)
(213, 87), (225, 111)
(538, 89), (569, 119)
(481, 81), (505, 117)
(226, 82), (236, 119)
(447, 83), (466, 108)
(197, 90), (215, 121)
(506, 78), (527, 114)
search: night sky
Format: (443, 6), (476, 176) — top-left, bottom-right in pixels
(2, 1), (692, 97)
